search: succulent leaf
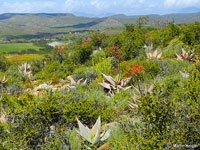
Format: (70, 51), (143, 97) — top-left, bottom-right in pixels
(76, 116), (111, 145)
(157, 52), (162, 58)
(128, 101), (138, 109)
(101, 73), (116, 86)
(114, 73), (121, 83)
(76, 118), (91, 143)
(147, 50), (162, 59)
(67, 76), (76, 85)
(101, 129), (111, 141)
(179, 71), (189, 79)
(98, 82), (112, 90)
(152, 49), (157, 58)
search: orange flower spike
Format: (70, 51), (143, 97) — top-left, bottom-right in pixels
(126, 64), (145, 77)
(124, 72), (130, 76)
(144, 32), (150, 38)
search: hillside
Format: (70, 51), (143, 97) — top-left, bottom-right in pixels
(0, 21), (200, 149)
(0, 12), (200, 38)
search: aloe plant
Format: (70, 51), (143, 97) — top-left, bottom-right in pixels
(76, 116), (111, 145)
(146, 49), (162, 59)
(0, 74), (7, 85)
(0, 108), (7, 124)
(0, 113), (7, 123)
(0, 74), (7, 93)
(18, 62), (32, 78)
(128, 101), (138, 109)
(64, 76), (87, 89)
(98, 73), (132, 95)
(176, 48), (194, 61)
(131, 84), (154, 101)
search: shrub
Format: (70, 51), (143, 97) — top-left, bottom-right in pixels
(36, 60), (76, 80)
(0, 55), (10, 72)
(162, 38), (188, 58)
(73, 65), (98, 83)
(95, 57), (112, 78)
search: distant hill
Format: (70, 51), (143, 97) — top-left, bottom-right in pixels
(0, 12), (199, 38)
(110, 12), (200, 24)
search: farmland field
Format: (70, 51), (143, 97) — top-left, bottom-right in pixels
(6, 54), (44, 62)
(0, 43), (42, 53)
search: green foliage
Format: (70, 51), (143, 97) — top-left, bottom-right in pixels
(120, 60), (161, 81)
(105, 27), (145, 60)
(159, 59), (192, 77)
(70, 42), (95, 64)
(89, 32), (107, 49)
(73, 65), (97, 83)
(179, 22), (200, 47)
(108, 126), (132, 149)
(95, 57), (112, 78)
(1, 90), (115, 149)
(91, 49), (106, 65)
(1, 21), (200, 150)
(6, 65), (29, 82)
(31, 58), (46, 75)
(162, 38), (188, 58)
(36, 60), (76, 80)
(0, 43), (42, 54)
(62, 88), (115, 126)
(120, 31), (145, 59)
(0, 55), (9, 71)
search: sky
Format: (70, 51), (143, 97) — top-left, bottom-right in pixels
(0, 0), (200, 17)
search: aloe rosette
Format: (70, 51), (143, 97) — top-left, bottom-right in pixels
(76, 116), (111, 145)
(146, 49), (162, 59)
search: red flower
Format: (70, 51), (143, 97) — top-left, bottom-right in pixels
(55, 46), (67, 53)
(82, 39), (91, 46)
(124, 64), (145, 77)
(144, 32), (150, 38)
(55, 47), (60, 52)
(124, 72), (130, 76)
(109, 46), (123, 61)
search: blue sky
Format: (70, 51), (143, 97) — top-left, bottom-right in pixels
(0, 0), (200, 17)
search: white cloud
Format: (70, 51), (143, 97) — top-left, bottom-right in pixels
(64, 0), (147, 16)
(0, 1), (58, 13)
(0, 0), (199, 16)
(164, 0), (200, 8)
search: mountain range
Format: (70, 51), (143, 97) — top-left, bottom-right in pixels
(0, 12), (200, 38)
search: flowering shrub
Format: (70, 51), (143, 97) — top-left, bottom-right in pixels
(124, 64), (146, 96)
(55, 46), (67, 53)
(144, 32), (150, 38)
(54, 46), (67, 63)
(109, 46), (123, 62)
(124, 64), (145, 77)
(109, 46), (123, 74)
(81, 39), (91, 47)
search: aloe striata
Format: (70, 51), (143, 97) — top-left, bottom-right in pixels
(0, 74), (7, 85)
(76, 116), (111, 145)
(146, 49), (162, 59)
(176, 48), (194, 61)
(98, 72), (132, 95)
(18, 62), (32, 78)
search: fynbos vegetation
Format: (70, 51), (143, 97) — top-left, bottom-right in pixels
(0, 17), (200, 149)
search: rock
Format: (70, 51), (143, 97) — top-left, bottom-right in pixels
(32, 92), (39, 96)
(36, 84), (52, 91)
(59, 79), (65, 84)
